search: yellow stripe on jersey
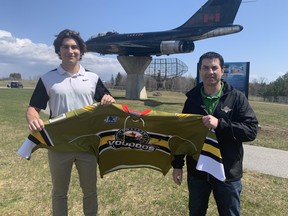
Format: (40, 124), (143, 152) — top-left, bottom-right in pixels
(81, 104), (97, 112)
(32, 131), (48, 145)
(202, 143), (222, 158)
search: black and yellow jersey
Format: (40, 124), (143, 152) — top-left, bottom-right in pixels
(19, 103), (211, 177)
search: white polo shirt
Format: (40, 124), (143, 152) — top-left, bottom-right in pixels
(30, 64), (110, 118)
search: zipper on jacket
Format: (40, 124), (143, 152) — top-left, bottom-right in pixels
(200, 105), (209, 115)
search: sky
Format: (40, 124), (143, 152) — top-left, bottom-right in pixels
(1, 0), (288, 83)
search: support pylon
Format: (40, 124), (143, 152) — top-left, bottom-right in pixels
(117, 56), (152, 100)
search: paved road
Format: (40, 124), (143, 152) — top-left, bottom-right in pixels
(243, 144), (288, 179)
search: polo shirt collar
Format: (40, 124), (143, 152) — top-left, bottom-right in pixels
(201, 82), (224, 99)
(57, 64), (85, 76)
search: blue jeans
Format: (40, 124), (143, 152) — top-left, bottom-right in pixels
(187, 174), (242, 216)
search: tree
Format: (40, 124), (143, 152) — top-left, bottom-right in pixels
(9, 73), (22, 80)
(115, 72), (123, 86)
(249, 77), (267, 97)
(110, 74), (115, 86)
(249, 73), (288, 103)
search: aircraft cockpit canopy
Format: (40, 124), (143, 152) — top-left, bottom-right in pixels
(89, 31), (119, 39)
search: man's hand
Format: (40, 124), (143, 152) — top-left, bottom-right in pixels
(100, 94), (116, 105)
(26, 106), (44, 131)
(28, 118), (45, 131)
(202, 115), (219, 129)
(172, 168), (183, 185)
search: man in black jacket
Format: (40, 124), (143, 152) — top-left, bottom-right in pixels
(172, 52), (258, 216)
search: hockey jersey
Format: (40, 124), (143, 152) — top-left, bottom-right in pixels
(18, 103), (223, 179)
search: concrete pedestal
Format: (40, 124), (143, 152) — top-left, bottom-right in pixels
(117, 56), (152, 100)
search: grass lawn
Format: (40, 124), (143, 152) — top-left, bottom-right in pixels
(0, 87), (287, 215)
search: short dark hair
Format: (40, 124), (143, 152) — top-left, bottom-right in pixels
(198, 51), (224, 69)
(53, 29), (87, 60)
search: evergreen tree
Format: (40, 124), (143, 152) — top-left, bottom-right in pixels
(110, 74), (115, 86)
(115, 72), (122, 86)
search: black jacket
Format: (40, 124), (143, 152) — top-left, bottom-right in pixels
(172, 81), (258, 181)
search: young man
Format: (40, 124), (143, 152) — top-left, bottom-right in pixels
(172, 52), (258, 216)
(26, 29), (116, 216)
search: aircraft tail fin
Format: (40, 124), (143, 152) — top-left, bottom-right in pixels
(176, 0), (242, 29)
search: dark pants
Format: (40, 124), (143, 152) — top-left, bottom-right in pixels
(187, 174), (242, 216)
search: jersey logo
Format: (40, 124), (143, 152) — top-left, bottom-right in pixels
(106, 127), (155, 151)
(104, 116), (119, 124)
(115, 127), (150, 144)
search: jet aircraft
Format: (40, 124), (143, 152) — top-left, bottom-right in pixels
(86, 0), (243, 56)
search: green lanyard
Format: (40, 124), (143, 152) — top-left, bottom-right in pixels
(201, 82), (224, 114)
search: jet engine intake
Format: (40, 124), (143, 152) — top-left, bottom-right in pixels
(160, 41), (194, 55)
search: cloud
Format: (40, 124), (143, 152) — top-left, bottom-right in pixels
(0, 30), (124, 80)
(81, 53), (124, 82)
